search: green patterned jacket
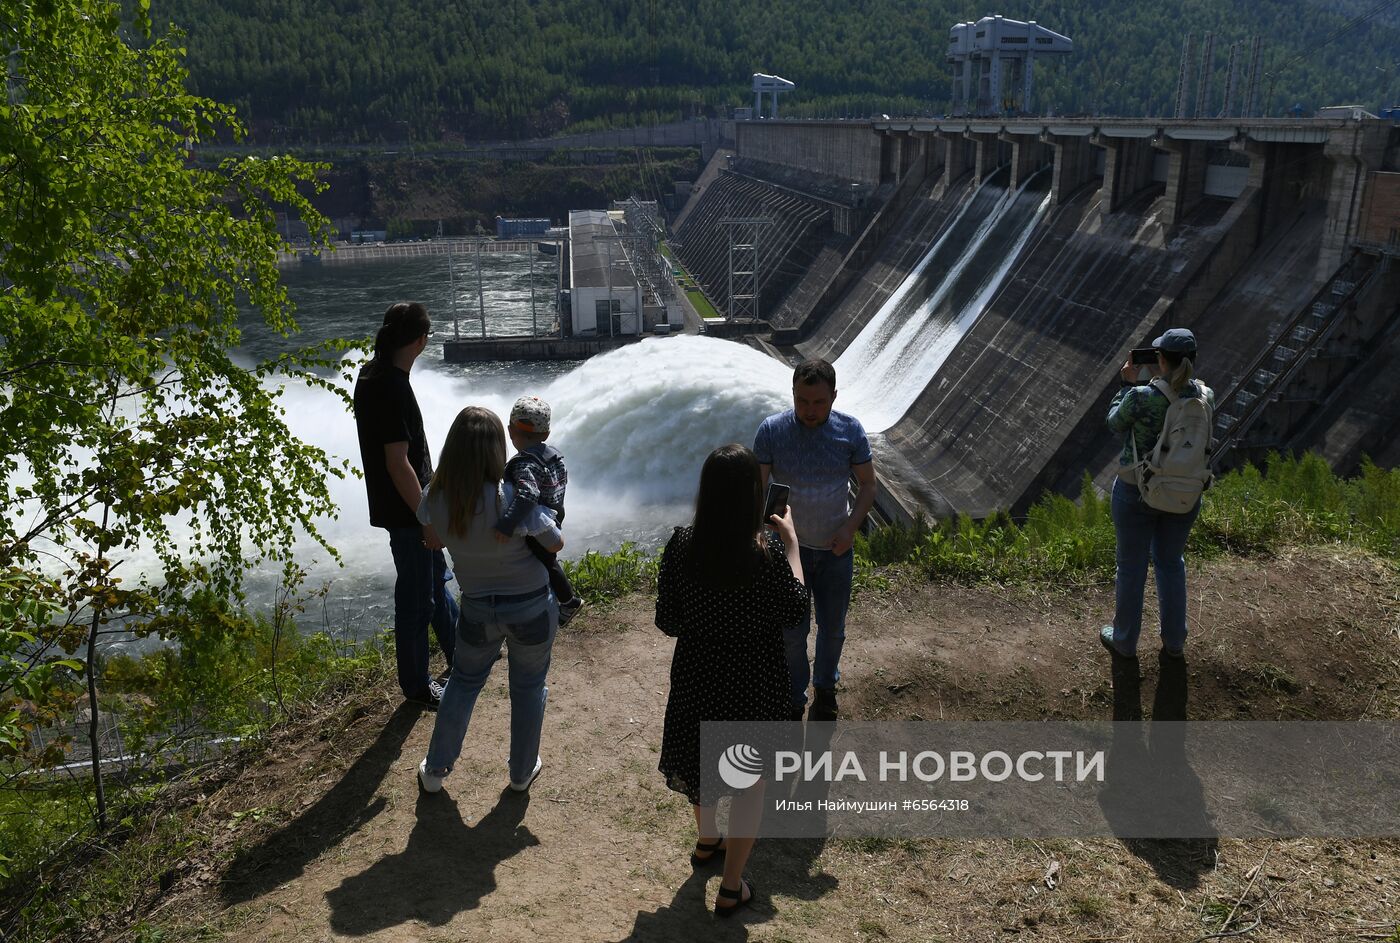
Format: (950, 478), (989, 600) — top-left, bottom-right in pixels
(1107, 379), (1216, 468)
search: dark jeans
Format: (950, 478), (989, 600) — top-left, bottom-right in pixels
(387, 527), (459, 699)
(525, 535), (575, 604)
(785, 545), (854, 706)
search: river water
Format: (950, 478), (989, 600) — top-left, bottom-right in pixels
(240, 252), (792, 637)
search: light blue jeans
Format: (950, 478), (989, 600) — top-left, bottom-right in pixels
(785, 545), (854, 706)
(1109, 477), (1200, 655)
(424, 586), (558, 785)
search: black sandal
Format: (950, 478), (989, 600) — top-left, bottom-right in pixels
(714, 878), (754, 918)
(690, 837), (726, 868)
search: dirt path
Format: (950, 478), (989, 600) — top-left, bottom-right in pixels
(148, 550), (1400, 942)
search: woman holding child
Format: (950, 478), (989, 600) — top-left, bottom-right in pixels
(656, 443), (809, 917)
(415, 405), (563, 794)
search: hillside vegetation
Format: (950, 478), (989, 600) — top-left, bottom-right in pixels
(159, 0), (1400, 142)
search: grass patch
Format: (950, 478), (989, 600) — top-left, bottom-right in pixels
(1068, 894), (1108, 920)
(563, 541), (657, 605)
(1251, 663), (1302, 694)
(855, 454), (1400, 585)
(686, 288), (721, 321)
(1245, 792), (1291, 827)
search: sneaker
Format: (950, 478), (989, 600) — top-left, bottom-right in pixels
(428, 677), (447, 702)
(1099, 625), (1135, 659)
(557, 596), (584, 627)
(405, 689), (440, 711)
(809, 687), (838, 722)
(418, 759), (444, 793)
(509, 756), (543, 792)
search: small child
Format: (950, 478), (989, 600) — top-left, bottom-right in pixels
(496, 395), (583, 625)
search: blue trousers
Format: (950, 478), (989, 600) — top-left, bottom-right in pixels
(387, 527), (459, 700)
(1109, 478), (1200, 655)
(426, 587), (558, 785)
(785, 545), (854, 706)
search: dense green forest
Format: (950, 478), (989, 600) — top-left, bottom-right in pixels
(157, 0), (1400, 143)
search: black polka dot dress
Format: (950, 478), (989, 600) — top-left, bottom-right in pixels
(656, 526), (810, 805)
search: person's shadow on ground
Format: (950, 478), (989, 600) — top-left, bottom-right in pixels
(220, 701), (422, 906)
(613, 721), (839, 939)
(609, 838), (838, 941)
(1100, 649), (1217, 890)
(325, 789), (537, 934)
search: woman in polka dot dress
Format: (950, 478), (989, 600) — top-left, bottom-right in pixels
(656, 443), (809, 917)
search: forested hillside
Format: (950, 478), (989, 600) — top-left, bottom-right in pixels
(158, 0), (1400, 142)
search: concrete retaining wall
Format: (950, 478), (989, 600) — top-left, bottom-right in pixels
(442, 335), (642, 362)
(736, 121), (882, 186)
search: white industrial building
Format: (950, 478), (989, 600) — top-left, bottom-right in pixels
(567, 210), (643, 337)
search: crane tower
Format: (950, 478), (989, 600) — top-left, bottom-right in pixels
(948, 15), (1072, 117)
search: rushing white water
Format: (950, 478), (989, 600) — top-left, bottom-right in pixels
(834, 177), (1000, 377)
(836, 173), (1052, 433)
(42, 179), (1062, 637)
(274, 334), (792, 610)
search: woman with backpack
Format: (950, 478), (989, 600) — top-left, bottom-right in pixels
(1100, 328), (1216, 660)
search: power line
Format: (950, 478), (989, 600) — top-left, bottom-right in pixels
(1264, 0), (1400, 112)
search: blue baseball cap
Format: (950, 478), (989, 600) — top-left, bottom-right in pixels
(1152, 328), (1197, 355)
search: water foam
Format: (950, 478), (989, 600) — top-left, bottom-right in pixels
(277, 334), (793, 583)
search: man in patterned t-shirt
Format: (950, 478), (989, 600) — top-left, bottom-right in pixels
(754, 359), (877, 721)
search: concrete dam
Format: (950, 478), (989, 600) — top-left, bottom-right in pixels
(671, 116), (1400, 520)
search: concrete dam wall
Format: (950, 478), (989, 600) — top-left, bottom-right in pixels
(671, 117), (1400, 519)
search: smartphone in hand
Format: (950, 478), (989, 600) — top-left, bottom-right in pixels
(763, 481), (790, 524)
(1130, 347), (1158, 365)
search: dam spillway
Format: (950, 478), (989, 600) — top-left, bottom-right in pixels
(671, 115), (1400, 519)
(835, 170), (1052, 433)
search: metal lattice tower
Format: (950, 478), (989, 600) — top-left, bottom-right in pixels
(1195, 32), (1216, 118)
(1223, 42), (1241, 117)
(1175, 34), (1196, 118)
(1244, 36), (1264, 118)
(721, 211), (771, 322)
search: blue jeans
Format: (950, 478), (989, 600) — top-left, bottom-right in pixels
(1109, 478), (1200, 655)
(785, 546), (854, 706)
(387, 527), (459, 700)
(425, 587), (558, 785)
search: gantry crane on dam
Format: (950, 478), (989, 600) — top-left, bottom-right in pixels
(948, 14), (1072, 117)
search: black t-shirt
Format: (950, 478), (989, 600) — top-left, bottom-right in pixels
(353, 363), (432, 530)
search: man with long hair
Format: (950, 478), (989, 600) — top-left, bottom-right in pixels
(353, 301), (457, 707)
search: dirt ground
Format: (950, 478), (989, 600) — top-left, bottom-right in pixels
(136, 549), (1400, 942)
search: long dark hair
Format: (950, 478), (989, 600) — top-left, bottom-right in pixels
(428, 407), (507, 537)
(364, 301), (430, 376)
(690, 444), (766, 589)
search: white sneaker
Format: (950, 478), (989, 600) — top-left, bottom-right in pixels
(418, 759), (444, 793)
(509, 756), (543, 792)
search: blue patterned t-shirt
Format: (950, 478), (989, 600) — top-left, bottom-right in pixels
(753, 409), (873, 549)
